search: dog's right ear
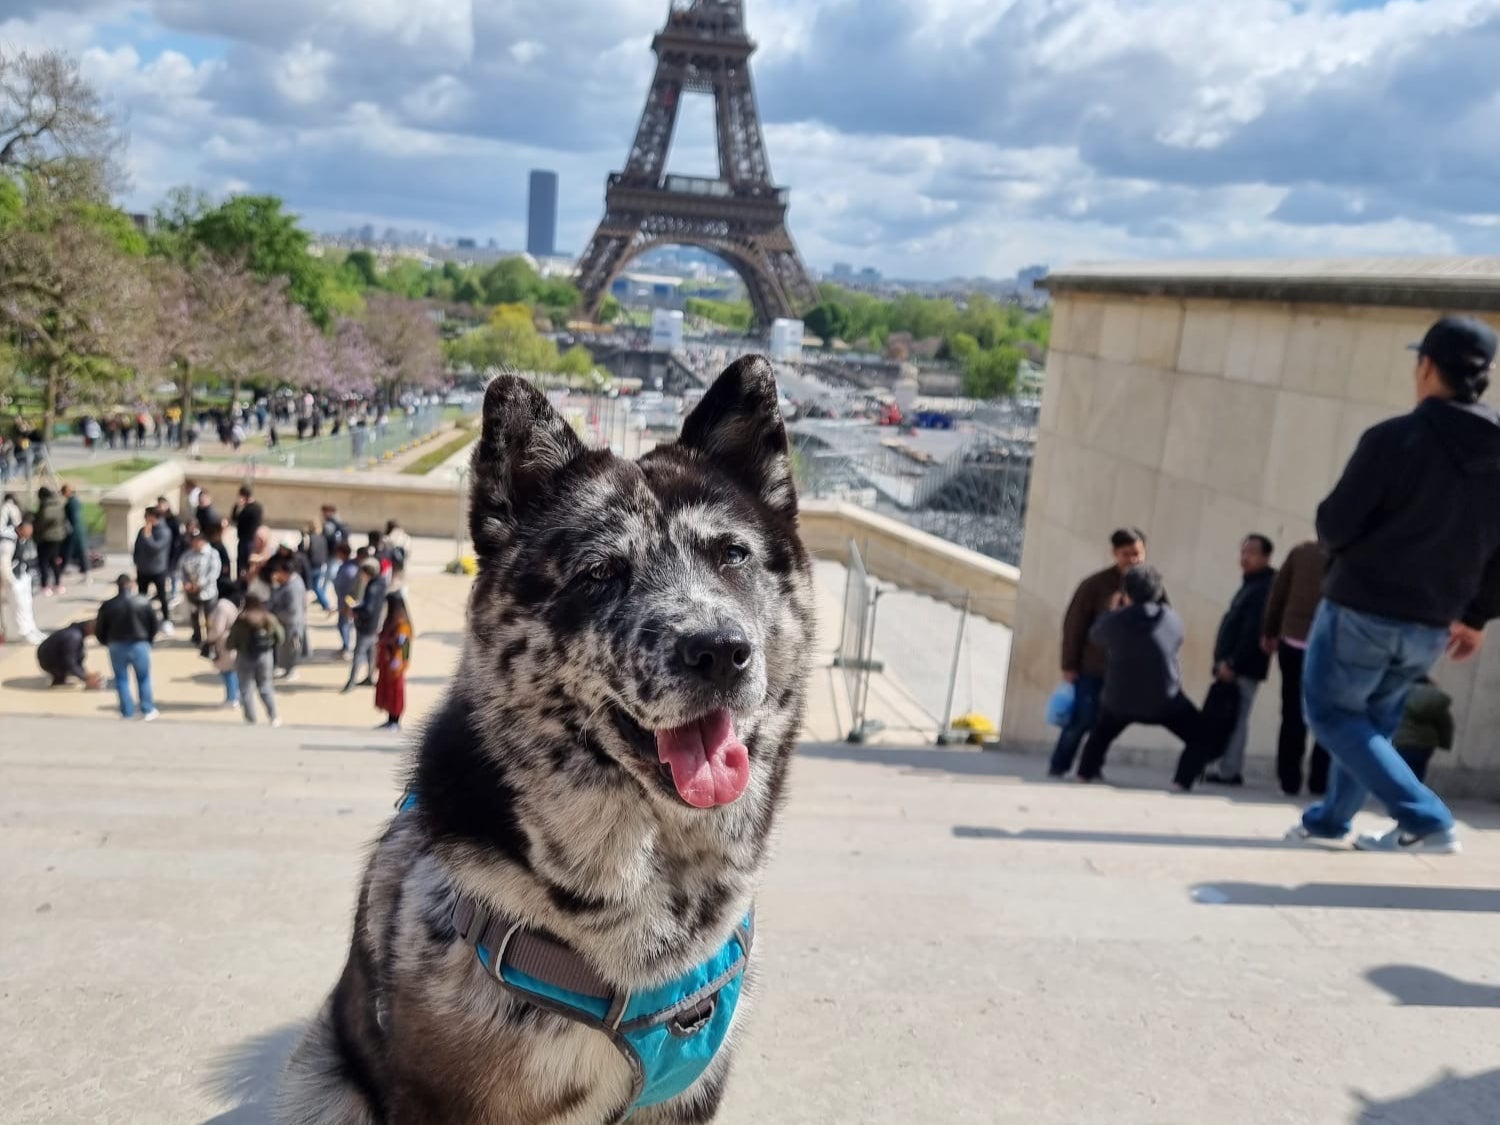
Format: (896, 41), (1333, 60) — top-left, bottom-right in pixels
(468, 375), (586, 554)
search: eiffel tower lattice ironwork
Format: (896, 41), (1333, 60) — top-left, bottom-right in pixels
(575, 0), (818, 330)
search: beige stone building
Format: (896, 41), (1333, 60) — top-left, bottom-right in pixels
(1003, 258), (1500, 796)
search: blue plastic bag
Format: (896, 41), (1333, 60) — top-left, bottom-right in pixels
(1045, 681), (1076, 728)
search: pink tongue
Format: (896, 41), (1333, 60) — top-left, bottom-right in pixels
(655, 709), (750, 808)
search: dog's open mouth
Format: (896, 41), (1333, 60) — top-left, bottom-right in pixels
(653, 709), (750, 809)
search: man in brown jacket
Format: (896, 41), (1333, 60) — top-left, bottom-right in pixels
(1261, 540), (1330, 796)
(1048, 528), (1148, 777)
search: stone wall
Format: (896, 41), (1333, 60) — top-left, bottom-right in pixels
(1003, 258), (1500, 797)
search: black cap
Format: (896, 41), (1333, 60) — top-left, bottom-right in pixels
(1409, 316), (1497, 403)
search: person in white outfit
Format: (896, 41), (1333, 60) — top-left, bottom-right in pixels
(1, 506), (48, 645)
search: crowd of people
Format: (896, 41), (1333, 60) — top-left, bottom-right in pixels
(1047, 314), (1499, 856)
(1, 478), (417, 732)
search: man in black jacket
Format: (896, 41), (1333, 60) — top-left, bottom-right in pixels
(232, 485), (264, 581)
(1203, 535), (1277, 786)
(95, 574), (162, 720)
(1290, 316), (1500, 855)
(37, 619), (101, 688)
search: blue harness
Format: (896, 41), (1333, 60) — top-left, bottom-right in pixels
(398, 793), (751, 1118)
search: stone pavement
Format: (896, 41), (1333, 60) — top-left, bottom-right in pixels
(4, 549), (1500, 1124)
(6, 721), (1500, 1124)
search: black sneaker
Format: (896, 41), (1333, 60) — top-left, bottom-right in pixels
(1204, 773), (1245, 787)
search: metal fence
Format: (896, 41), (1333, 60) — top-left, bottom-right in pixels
(244, 403), (453, 474)
(833, 538), (1012, 746)
(791, 426), (1035, 567)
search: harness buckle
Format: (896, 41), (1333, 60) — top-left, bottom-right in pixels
(668, 995), (717, 1038)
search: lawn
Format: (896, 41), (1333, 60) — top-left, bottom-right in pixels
(55, 457), (162, 488)
(401, 432), (476, 476)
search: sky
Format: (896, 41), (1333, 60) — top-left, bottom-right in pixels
(5, 0), (1500, 280)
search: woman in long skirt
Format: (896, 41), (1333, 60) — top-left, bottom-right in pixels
(374, 593), (412, 731)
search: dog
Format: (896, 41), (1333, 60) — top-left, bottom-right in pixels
(277, 355), (815, 1124)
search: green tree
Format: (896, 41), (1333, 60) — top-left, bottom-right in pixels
(481, 257), (540, 305)
(190, 194), (332, 326)
(558, 344), (594, 377)
(344, 249), (379, 289)
(961, 345), (1023, 400)
(598, 295), (621, 324)
(453, 277), (483, 306)
(803, 300), (850, 345)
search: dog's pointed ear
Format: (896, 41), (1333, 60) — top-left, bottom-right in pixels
(677, 354), (796, 518)
(469, 375), (586, 553)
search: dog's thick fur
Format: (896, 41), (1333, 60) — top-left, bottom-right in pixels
(276, 356), (814, 1125)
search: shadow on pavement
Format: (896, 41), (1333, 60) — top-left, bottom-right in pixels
(197, 1022), (302, 1125)
(1188, 882), (1500, 912)
(2, 674), (58, 692)
(799, 742), (1030, 779)
(1367, 966), (1500, 1008)
(954, 825), (1296, 850)
(1353, 1067), (1500, 1125)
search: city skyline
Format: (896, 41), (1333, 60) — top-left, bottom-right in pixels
(5, 1), (1500, 280)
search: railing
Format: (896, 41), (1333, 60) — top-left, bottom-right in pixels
(833, 535), (1013, 746)
(242, 403), (456, 474)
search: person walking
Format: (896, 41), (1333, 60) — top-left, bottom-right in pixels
(1260, 540), (1332, 796)
(331, 541), (358, 657)
(1289, 316), (1500, 854)
(231, 485), (264, 581)
(1202, 535), (1277, 787)
(61, 483), (90, 585)
(37, 619), (101, 689)
(374, 593), (413, 731)
(155, 496), (186, 603)
(31, 485), (69, 596)
(267, 559), (307, 680)
(1074, 565), (1201, 784)
(228, 593), (283, 726)
(1049, 528), (1149, 778)
(302, 520), (334, 613)
(94, 574), (161, 721)
(205, 580), (243, 710)
(341, 557), (387, 692)
(132, 506), (175, 635)
(178, 526), (222, 648)
(1391, 676), (1455, 786)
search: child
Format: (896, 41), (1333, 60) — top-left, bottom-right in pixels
(374, 593), (412, 731)
(228, 593), (284, 727)
(1391, 676), (1455, 784)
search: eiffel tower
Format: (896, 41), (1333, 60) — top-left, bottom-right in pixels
(575, 0), (819, 330)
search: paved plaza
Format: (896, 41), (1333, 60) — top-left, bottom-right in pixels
(4, 546), (1500, 1124)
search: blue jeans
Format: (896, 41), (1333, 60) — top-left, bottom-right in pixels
(108, 641), (155, 718)
(310, 563), (334, 611)
(221, 669), (240, 705)
(337, 613), (353, 653)
(1300, 603), (1453, 839)
(1049, 674), (1102, 775)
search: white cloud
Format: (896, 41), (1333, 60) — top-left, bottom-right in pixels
(6, 0), (1500, 276)
(272, 42), (334, 105)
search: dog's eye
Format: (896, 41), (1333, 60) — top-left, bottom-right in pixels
(586, 559), (625, 583)
(722, 543), (751, 568)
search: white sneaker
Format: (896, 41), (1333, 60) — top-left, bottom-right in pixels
(1354, 825), (1461, 854)
(1283, 824), (1345, 847)
(270, 718), (283, 728)
(160, 621), (176, 636)
(142, 710), (159, 723)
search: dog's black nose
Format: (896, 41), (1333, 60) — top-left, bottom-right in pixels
(677, 628), (752, 690)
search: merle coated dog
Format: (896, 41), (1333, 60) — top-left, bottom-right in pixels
(277, 356), (814, 1124)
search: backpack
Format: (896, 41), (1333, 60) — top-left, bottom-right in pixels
(248, 623), (277, 656)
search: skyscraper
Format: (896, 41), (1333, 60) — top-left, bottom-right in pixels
(527, 170), (558, 258)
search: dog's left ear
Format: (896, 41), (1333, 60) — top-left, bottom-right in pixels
(677, 353), (796, 518)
